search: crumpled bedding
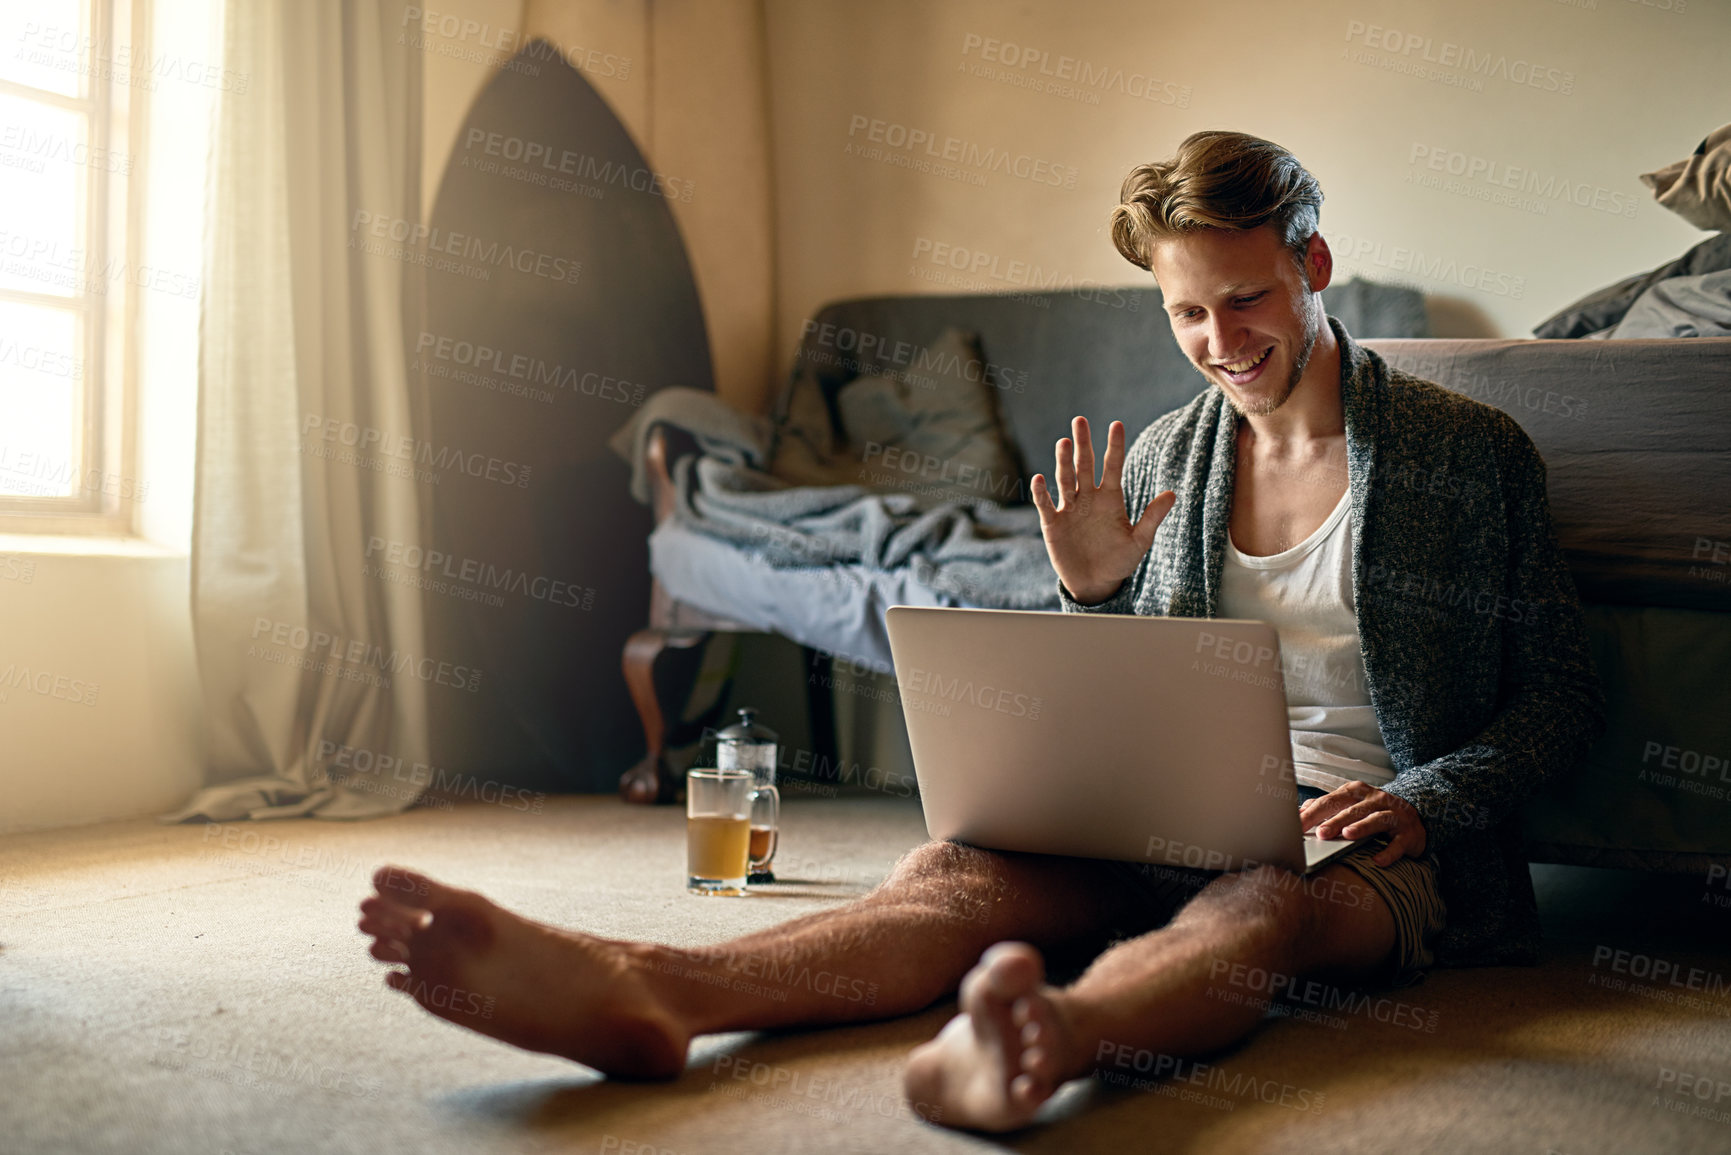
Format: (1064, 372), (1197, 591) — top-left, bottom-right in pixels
(1608, 269), (1731, 338)
(610, 386), (1060, 667)
(608, 385), (773, 504)
(670, 453), (1055, 609)
(1532, 232), (1731, 339)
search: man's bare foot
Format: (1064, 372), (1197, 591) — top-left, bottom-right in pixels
(902, 942), (1079, 1132)
(356, 865), (687, 1079)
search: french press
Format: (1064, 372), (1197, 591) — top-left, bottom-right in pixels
(715, 707), (781, 883)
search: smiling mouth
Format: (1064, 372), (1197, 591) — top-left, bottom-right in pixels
(1217, 347), (1272, 374)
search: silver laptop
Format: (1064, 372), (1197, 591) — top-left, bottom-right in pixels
(884, 606), (1364, 875)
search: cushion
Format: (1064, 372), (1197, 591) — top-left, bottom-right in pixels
(1640, 121), (1731, 233)
(768, 327), (1023, 506)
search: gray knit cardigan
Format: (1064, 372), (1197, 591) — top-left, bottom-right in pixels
(1059, 316), (1606, 968)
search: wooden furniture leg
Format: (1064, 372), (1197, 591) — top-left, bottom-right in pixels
(619, 628), (715, 804)
(618, 424), (755, 803)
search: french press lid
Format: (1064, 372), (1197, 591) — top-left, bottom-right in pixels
(716, 707), (778, 747)
(716, 707), (778, 777)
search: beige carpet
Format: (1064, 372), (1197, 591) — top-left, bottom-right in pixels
(3, 794), (1729, 1155)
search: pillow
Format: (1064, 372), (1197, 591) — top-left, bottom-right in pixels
(1532, 231), (1731, 338)
(769, 327), (1024, 507)
(1640, 122), (1731, 233)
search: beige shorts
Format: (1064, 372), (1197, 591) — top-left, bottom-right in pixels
(1108, 838), (1448, 989)
(1329, 839), (1448, 987)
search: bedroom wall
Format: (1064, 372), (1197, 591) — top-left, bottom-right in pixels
(419, 0), (528, 221)
(521, 0), (778, 414)
(762, 0), (1727, 376)
(421, 0), (781, 413)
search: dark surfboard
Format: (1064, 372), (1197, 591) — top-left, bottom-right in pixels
(414, 39), (712, 791)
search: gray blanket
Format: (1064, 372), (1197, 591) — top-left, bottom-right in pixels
(608, 386), (772, 504)
(674, 454), (1057, 610)
(610, 387), (1059, 615)
(1609, 269), (1731, 338)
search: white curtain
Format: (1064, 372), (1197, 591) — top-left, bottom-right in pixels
(169, 0), (431, 821)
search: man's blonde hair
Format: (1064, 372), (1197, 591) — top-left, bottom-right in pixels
(1110, 131), (1323, 274)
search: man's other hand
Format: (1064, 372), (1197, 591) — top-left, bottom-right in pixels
(1031, 416), (1175, 606)
(1300, 780), (1429, 867)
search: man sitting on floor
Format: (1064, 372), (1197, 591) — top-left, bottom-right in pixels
(357, 130), (1604, 1132)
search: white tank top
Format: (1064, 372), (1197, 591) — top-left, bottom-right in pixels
(1217, 487), (1394, 791)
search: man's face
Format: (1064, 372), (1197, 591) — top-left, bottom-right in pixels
(1150, 225), (1328, 418)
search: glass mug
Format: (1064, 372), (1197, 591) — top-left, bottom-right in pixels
(747, 781), (779, 884)
(716, 708), (781, 885)
(686, 769), (754, 896)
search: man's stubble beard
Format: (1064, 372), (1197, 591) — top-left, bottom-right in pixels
(1212, 297), (1322, 418)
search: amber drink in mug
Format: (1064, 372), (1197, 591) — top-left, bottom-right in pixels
(746, 782), (779, 883)
(686, 769), (753, 896)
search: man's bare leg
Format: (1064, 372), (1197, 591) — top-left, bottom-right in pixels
(356, 841), (1135, 1079)
(902, 862), (1399, 1131)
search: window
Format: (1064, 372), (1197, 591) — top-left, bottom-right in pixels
(0, 0), (140, 532)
